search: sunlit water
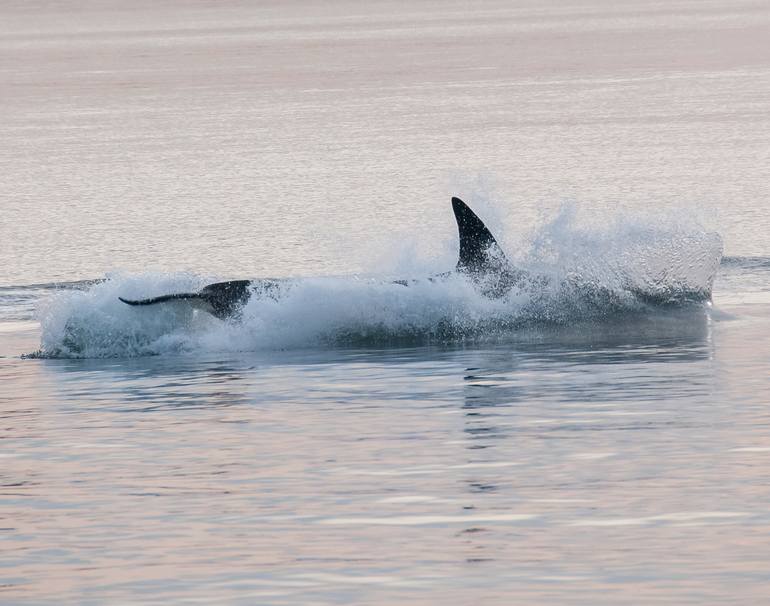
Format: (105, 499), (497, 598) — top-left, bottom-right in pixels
(2, 1), (770, 604)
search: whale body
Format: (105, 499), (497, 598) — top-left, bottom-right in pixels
(118, 196), (715, 320)
(118, 197), (528, 319)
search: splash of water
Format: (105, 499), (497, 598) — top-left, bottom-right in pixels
(33, 206), (723, 358)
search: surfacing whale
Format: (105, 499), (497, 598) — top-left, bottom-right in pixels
(119, 197), (525, 319)
(118, 196), (715, 319)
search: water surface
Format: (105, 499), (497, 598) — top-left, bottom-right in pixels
(2, 1), (770, 603)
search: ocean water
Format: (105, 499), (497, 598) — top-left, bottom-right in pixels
(2, 1), (770, 603)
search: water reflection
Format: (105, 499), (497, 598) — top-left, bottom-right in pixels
(458, 306), (715, 438)
(449, 307), (718, 559)
(9, 304), (761, 605)
(37, 357), (256, 412)
(25, 308), (718, 471)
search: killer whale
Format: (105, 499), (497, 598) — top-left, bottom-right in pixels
(118, 196), (716, 319)
(119, 197), (520, 319)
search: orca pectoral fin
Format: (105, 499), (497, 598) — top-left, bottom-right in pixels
(119, 280), (254, 320)
(119, 292), (217, 317)
(119, 293), (201, 306)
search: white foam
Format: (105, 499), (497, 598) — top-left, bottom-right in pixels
(33, 206), (723, 358)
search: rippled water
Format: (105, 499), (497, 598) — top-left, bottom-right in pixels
(4, 289), (770, 604)
(2, 1), (770, 604)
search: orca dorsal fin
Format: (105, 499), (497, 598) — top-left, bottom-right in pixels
(451, 196), (509, 274)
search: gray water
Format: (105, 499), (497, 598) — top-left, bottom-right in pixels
(2, 1), (770, 603)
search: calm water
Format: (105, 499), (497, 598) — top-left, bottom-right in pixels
(2, 1), (770, 604)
